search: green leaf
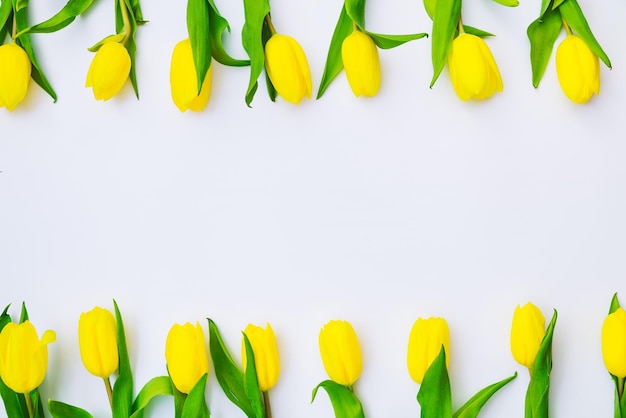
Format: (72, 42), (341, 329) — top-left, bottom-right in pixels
(423, 0), (435, 20)
(527, 7), (562, 88)
(491, 0), (518, 6)
(208, 319), (254, 418)
(558, 0), (611, 68)
(0, 380), (23, 418)
(207, 0), (249, 67)
(130, 376), (174, 418)
(187, 0), (211, 94)
(0, 0), (12, 35)
(453, 372), (517, 418)
(610, 293), (621, 314)
(366, 31), (427, 50)
(87, 33), (125, 52)
(241, 0), (270, 106)
(16, 0), (96, 35)
(14, 0), (27, 12)
(112, 300), (134, 418)
(242, 335), (264, 418)
(429, 0), (461, 87)
(48, 400), (93, 418)
(417, 346), (452, 418)
(19, 302), (28, 323)
(316, 5), (352, 99)
(261, 18), (276, 102)
(525, 310), (557, 418)
(181, 374), (209, 418)
(311, 380), (365, 418)
(0, 305), (11, 330)
(114, 0), (140, 98)
(540, 0), (552, 16)
(462, 26), (494, 38)
(345, 0), (365, 29)
(619, 378), (626, 418)
(32, 390), (46, 418)
(552, 0), (565, 9)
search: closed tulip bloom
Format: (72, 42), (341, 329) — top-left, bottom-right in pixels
(510, 303), (546, 369)
(556, 35), (599, 104)
(264, 34), (312, 104)
(242, 323), (280, 391)
(602, 308), (626, 378)
(319, 320), (362, 386)
(341, 31), (380, 97)
(165, 322), (208, 394)
(0, 321), (56, 393)
(78, 307), (118, 378)
(170, 39), (212, 112)
(448, 33), (503, 101)
(407, 317), (450, 385)
(85, 41), (131, 101)
(0, 43), (32, 112)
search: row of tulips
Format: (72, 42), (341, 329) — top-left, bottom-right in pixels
(0, 0), (609, 113)
(1, 295), (626, 418)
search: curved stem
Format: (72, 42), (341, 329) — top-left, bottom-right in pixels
(262, 391), (272, 418)
(104, 377), (114, 410)
(118, 0), (132, 44)
(562, 16), (572, 36)
(24, 393), (34, 418)
(457, 15), (465, 35)
(264, 14), (277, 36)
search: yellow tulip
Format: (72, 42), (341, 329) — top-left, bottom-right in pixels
(341, 31), (380, 97)
(0, 43), (32, 112)
(556, 35), (600, 104)
(510, 303), (546, 369)
(407, 317), (450, 385)
(165, 322), (208, 394)
(264, 34), (312, 104)
(602, 308), (626, 378)
(85, 41), (131, 101)
(0, 321), (56, 394)
(78, 307), (118, 378)
(447, 33), (503, 101)
(170, 39), (212, 112)
(242, 323), (280, 391)
(318, 320), (362, 386)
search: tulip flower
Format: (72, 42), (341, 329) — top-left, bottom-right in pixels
(318, 320), (362, 387)
(0, 43), (32, 112)
(78, 306), (118, 378)
(447, 33), (503, 101)
(264, 34), (312, 104)
(341, 30), (380, 97)
(510, 302), (546, 370)
(0, 321), (56, 394)
(555, 34), (600, 104)
(170, 39), (212, 112)
(602, 307), (626, 379)
(85, 41), (131, 101)
(407, 317), (450, 385)
(242, 323), (280, 392)
(165, 322), (208, 394)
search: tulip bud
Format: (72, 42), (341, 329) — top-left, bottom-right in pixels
(341, 31), (381, 97)
(602, 308), (626, 378)
(165, 322), (208, 394)
(85, 41), (131, 101)
(447, 33), (503, 101)
(556, 35), (600, 104)
(264, 34), (312, 104)
(407, 317), (450, 385)
(318, 320), (362, 386)
(78, 307), (119, 378)
(0, 43), (32, 112)
(170, 39), (212, 112)
(510, 303), (546, 369)
(242, 323), (280, 391)
(0, 321), (56, 394)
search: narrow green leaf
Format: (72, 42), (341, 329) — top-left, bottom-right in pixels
(619, 379), (626, 418)
(207, 319), (254, 417)
(558, 0), (611, 68)
(241, 0), (270, 106)
(114, 0), (140, 98)
(207, 0), (249, 67)
(130, 376), (174, 418)
(16, 0), (96, 35)
(610, 293), (621, 315)
(453, 372), (517, 418)
(423, 0), (435, 20)
(462, 26), (494, 38)
(15, 0), (27, 12)
(366, 31), (427, 49)
(311, 380), (365, 418)
(0, 0), (12, 34)
(345, 0), (365, 29)
(540, 0), (552, 16)
(48, 400), (93, 418)
(526, 310), (557, 418)
(112, 300), (133, 418)
(527, 7), (562, 88)
(491, 0), (518, 6)
(19, 302), (28, 323)
(31, 390), (46, 418)
(0, 305), (11, 330)
(181, 374), (209, 418)
(552, 0), (565, 9)
(417, 346), (452, 418)
(187, 0), (211, 94)
(242, 335), (264, 418)
(169, 374), (186, 418)
(87, 33), (125, 52)
(0, 380), (23, 418)
(316, 5), (352, 99)
(429, 0), (461, 87)
(261, 15), (276, 102)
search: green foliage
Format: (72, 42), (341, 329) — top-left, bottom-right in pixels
(48, 401), (93, 418)
(112, 300), (133, 418)
(181, 375), (209, 418)
(187, 0), (211, 93)
(311, 380), (365, 418)
(16, 0), (96, 35)
(429, 0), (461, 87)
(417, 347), (452, 418)
(559, 0), (610, 68)
(453, 373), (517, 418)
(241, 0), (270, 107)
(527, 8), (561, 88)
(525, 310), (557, 418)
(130, 376), (174, 418)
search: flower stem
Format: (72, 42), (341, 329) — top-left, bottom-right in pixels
(24, 393), (34, 418)
(118, 0), (132, 44)
(262, 391), (272, 418)
(457, 15), (465, 34)
(104, 377), (114, 409)
(618, 377), (625, 400)
(562, 17), (572, 36)
(264, 14), (277, 36)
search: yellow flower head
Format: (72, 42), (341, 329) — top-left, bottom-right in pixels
(510, 303), (546, 369)
(341, 31), (381, 97)
(407, 317), (450, 385)
(318, 320), (362, 386)
(448, 33), (503, 101)
(556, 35), (600, 104)
(165, 322), (208, 394)
(85, 41), (131, 101)
(170, 39), (212, 112)
(0, 321), (56, 394)
(264, 34), (312, 104)
(78, 306), (119, 378)
(0, 43), (32, 112)
(242, 323), (280, 391)
(602, 308), (626, 378)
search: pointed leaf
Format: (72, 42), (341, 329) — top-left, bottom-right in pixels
(16, 0), (95, 35)
(417, 346), (452, 418)
(462, 26), (494, 37)
(0, 0), (11, 33)
(610, 293), (621, 315)
(112, 300), (133, 418)
(207, 0), (249, 67)
(241, 0), (270, 106)
(527, 7), (561, 87)
(0, 380), (23, 418)
(453, 373), (517, 418)
(429, 0), (461, 87)
(540, 0), (552, 16)
(187, 0), (211, 93)
(311, 380), (365, 418)
(181, 374), (209, 418)
(19, 302), (28, 323)
(552, 0), (565, 9)
(491, 0), (518, 6)
(366, 31), (427, 49)
(87, 33), (126, 52)
(558, 0), (611, 68)
(316, 5), (352, 99)
(525, 310), (557, 418)
(242, 335), (264, 418)
(423, 0), (435, 20)
(345, 0), (365, 29)
(48, 400), (93, 418)
(130, 376), (174, 418)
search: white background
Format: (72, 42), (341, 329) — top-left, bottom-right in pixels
(1, 0), (625, 417)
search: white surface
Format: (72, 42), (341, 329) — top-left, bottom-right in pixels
(1, 0), (625, 417)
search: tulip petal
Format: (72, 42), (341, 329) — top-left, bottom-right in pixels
(86, 42), (131, 101)
(342, 31), (381, 97)
(264, 34), (312, 104)
(170, 39), (212, 112)
(0, 43), (32, 112)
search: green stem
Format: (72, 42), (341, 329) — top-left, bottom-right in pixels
(104, 377), (114, 410)
(262, 391), (272, 418)
(562, 16), (572, 36)
(264, 14), (277, 36)
(24, 393), (34, 418)
(457, 15), (465, 34)
(118, 0), (132, 44)
(618, 377), (625, 401)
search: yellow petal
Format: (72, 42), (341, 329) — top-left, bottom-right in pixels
(242, 323), (280, 391)
(602, 308), (626, 378)
(165, 322), (208, 394)
(510, 303), (545, 369)
(556, 35), (600, 104)
(264, 34), (312, 104)
(78, 307), (118, 378)
(0, 43), (32, 112)
(86, 41), (131, 101)
(170, 39), (212, 112)
(342, 31), (381, 97)
(407, 317), (450, 384)
(318, 320), (362, 386)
